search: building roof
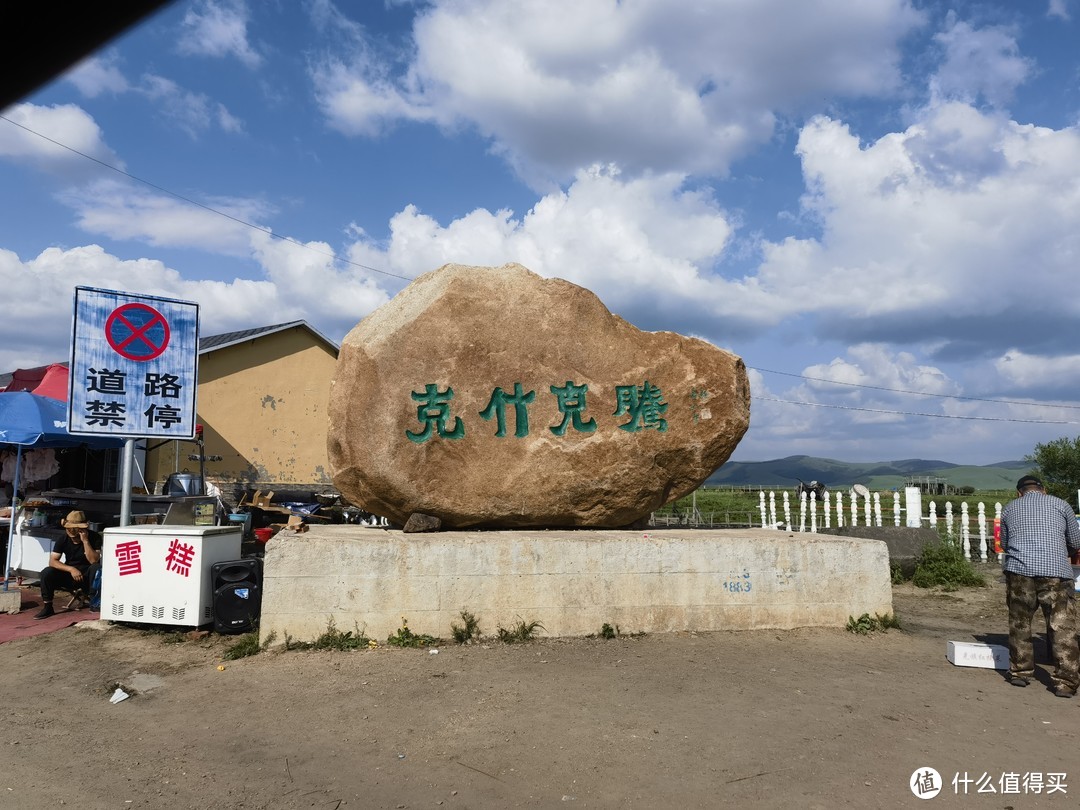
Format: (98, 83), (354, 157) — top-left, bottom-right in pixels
(1, 321), (339, 390)
(198, 320), (339, 355)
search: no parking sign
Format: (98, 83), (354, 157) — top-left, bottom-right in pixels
(68, 287), (199, 438)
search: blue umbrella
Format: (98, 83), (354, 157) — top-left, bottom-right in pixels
(0, 391), (124, 590)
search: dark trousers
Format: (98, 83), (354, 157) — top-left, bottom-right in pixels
(40, 564), (100, 603)
(1005, 572), (1080, 689)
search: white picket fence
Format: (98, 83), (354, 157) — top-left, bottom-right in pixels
(759, 490), (1001, 562)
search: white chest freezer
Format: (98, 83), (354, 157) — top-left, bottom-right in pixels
(102, 525), (241, 627)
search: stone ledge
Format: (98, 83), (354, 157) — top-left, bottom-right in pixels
(0, 589), (21, 615)
(258, 527), (892, 644)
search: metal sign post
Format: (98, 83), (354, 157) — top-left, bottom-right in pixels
(68, 287), (199, 525)
(120, 438), (136, 526)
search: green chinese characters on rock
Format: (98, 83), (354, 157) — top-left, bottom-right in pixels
(479, 383), (535, 438)
(405, 380), (671, 442)
(690, 386), (710, 424)
(405, 384), (465, 444)
(548, 381), (597, 436)
(614, 381), (667, 432)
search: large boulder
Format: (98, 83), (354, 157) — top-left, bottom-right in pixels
(328, 263), (750, 528)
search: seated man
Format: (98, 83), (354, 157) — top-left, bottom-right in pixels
(34, 510), (101, 620)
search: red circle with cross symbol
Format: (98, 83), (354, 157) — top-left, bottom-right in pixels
(105, 303), (171, 361)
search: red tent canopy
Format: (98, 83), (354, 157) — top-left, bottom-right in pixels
(1, 364), (69, 401)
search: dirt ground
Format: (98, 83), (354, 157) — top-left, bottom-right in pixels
(2, 562), (1078, 810)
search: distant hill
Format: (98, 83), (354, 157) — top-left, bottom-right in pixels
(708, 455), (1032, 491)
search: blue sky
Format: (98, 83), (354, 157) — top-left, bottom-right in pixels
(2, 0), (1079, 465)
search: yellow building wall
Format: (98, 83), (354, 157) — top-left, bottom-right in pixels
(144, 327), (337, 497)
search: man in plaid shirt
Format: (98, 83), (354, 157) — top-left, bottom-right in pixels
(1001, 475), (1080, 696)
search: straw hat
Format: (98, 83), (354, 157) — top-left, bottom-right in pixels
(61, 510), (89, 528)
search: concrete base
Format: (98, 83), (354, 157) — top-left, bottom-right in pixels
(259, 527), (893, 645)
(0, 588), (22, 615)
(257, 527), (889, 648)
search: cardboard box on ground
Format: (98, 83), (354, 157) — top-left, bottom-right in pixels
(238, 490), (289, 513)
(271, 515), (309, 535)
(947, 641), (1009, 670)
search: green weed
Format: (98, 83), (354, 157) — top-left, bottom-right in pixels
(314, 620), (371, 650)
(912, 541), (986, 589)
(846, 613), (902, 635)
(496, 618), (545, 643)
(311, 618), (370, 650)
(386, 616), (439, 648)
(283, 619), (371, 651)
(222, 630), (277, 660)
(451, 610), (481, 643)
(600, 622), (619, 639)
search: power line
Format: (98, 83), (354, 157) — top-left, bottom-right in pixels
(749, 366), (1080, 410)
(0, 113), (414, 282)
(755, 396), (1077, 424)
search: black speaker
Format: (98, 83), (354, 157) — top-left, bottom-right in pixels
(211, 558), (262, 634)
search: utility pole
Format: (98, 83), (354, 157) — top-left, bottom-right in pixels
(690, 489), (703, 525)
(186, 425), (221, 495)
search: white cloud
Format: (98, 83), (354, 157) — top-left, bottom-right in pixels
(311, 0), (924, 185)
(748, 102), (1080, 355)
(58, 179), (265, 256)
(5, 1), (1077, 467)
(15, 91), (1080, 408)
(930, 15), (1033, 108)
(345, 164), (732, 320)
(307, 0), (432, 137)
(0, 245), (199, 370)
(1048, 0), (1070, 21)
(736, 346), (1065, 463)
(140, 75), (242, 139)
(249, 232), (391, 333)
(802, 346), (961, 399)
(177, 0), (262, 69)
(313, 58), (432, 138)
(0, 240), (392, 372)
(0, 103), (122, 176)
(64, 54), (130, 98)
(776, 347), (963, 432)
(995, 349), (1080, 390)
(302, 3), (1078, 368)
(339, 98), (1080, 363)
(216, 103), (245, 135)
